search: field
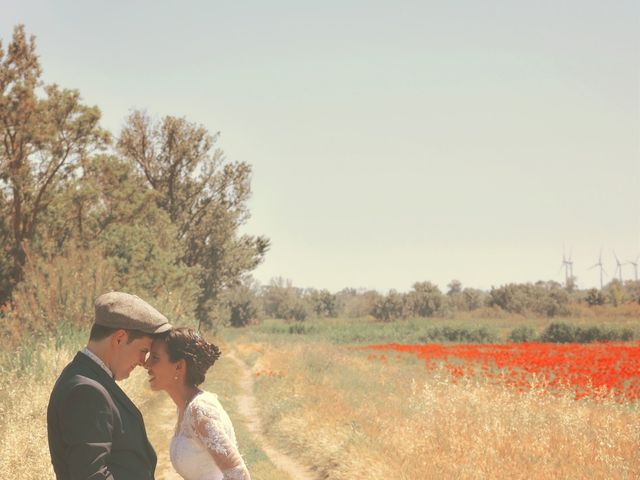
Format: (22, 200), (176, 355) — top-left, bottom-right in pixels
(226, 317), (640, 479)
(1, 316), (639, 479)
(363, 342), (640, 401)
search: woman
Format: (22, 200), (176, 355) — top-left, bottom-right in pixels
(145, 327), (251, 480)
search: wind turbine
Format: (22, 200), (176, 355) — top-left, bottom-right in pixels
(613, 251), (624, 282)
(627, 255), (639, 282)
(588, 249), (606, 290)
(560, 247), (574, 288)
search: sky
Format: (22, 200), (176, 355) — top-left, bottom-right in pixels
(2, 1), (639, 293)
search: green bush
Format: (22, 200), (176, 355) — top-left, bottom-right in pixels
(509, 326), (537, 343)
(288, 323), (316, 335)
(585, 288), (606, 306)
(220, 283), (263, 327)
(488, 282), (570, 317)
(417, 326), (498, 343)
(539, 322), (635, 343)
(539, 322), (576, 343)
(371, 291), (406, 322)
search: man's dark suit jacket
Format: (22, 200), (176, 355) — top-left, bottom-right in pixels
(47, 352), (157, 480)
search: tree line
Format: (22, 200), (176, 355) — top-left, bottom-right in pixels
(219, 277), (640, 326)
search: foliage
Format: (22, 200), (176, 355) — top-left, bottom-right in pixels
(585, 288), (606, 306)
(406, 281), (443, 317)
(260, 277), (313, 322)
(508, 326), (537, 343)
(117, 110), (269, 325)
(2, 242), (115, 344)
(2, 238), (199, 345)
(0, 25), (270, 339)
(338, 288), (382, 318)
(0, 25), (109, 303)
(417, 326), (497, 343)
(488, 282), (570, 317)
(305, 288), (340, 318)
(460, 288), (487, 310)
(216, 280), (263, 328)
(371, 290), (406, 322)
(539, 322), (634, 343)
(604, 279), (625, 306)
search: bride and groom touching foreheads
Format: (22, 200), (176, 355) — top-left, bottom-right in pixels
(47, 291), (251, 480)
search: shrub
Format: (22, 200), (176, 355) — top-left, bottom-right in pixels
(306, 289), (341, 318)
(585, 288), (606, 306)
(372, 291), (406, 322)
(539, 322), (635, 343)
(288, 323), (316, 335)
(224, 283), (263, 327)
(2, 243), (116, 344)
(286, 300), (310, 322)
(406, 282), (443, 317)
(488, 283), (570, 317)
(417, 326), (498, 343)
(509, 326), (537, 343)
(261, 277), (306, 320)
(340, 289), (382, 318)
(539, 322), (576, 343)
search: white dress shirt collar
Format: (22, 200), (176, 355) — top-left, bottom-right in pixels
(81, 346), (114, 378)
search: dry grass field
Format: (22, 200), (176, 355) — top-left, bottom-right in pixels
(0, 343), (157, 480)
(2, 316), (639, 480)
(0, 337), (285, 480)
(232, 336), (640, 479)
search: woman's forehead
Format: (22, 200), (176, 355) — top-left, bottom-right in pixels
(151, 339), (167, 352)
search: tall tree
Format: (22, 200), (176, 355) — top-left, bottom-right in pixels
(0, 25), (109, 302)
(117, 110), (269, 324)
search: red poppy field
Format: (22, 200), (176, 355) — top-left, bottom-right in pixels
(363, 342), (640, 401)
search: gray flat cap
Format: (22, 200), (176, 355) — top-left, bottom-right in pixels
(94, 292), (172, 334)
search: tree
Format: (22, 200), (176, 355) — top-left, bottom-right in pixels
(117, 110), (269, 324)
(306, 288), (340, 318)
(0, 25), (109, 303)
(260, 277), (309, 321)
(338, 288), (382, 318)
(217, 278), (263, 328)
(406, 281), (443, 317)
(447, 280), (462, 295)
(604, 279), (625, 306)
(372, 290), (406, 322)
(42, 154), (201, 321)
(488, 282), (570, 317)
(461, 288), (485, 310)
(585, 288), (605, 306)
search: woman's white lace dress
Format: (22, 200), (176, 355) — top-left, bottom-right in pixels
(170, 391), (243, 480)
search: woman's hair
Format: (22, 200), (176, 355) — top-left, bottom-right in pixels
(160, 327), (221, 386)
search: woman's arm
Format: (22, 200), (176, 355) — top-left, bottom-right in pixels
(190, 403), (251, 480)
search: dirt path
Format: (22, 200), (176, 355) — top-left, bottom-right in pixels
(227, 351), (319, 480)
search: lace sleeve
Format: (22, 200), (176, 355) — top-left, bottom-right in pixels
(187, 397), (250, 479)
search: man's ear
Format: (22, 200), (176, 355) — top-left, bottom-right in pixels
(111, 329), (128, 346)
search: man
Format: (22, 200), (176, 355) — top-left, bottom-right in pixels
(47, 291), (172, 480)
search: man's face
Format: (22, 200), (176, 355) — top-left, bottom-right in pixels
(112, 334), (153, 381)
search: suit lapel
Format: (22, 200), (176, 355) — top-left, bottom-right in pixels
(74, 353), (142, 418)
(73, 353), (157, 464)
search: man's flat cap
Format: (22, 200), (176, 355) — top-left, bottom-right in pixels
(94, 292), (172, 334)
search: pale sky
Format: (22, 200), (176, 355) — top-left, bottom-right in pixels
(2, 1), (639, 292)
